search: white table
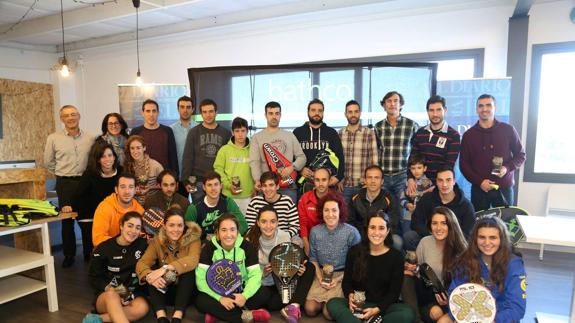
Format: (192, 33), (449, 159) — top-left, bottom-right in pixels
(516, 215), (575, 323)
(0, 214), (72, 312)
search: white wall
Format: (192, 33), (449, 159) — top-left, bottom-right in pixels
(517, 0), (575, 217)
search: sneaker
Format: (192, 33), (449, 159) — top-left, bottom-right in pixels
(204, 313), (217, 323)
(281, 304), (301, 323)
(251, 308), (272, 322)
(82, 313), (102, 323)
(62, 256), (75, 268)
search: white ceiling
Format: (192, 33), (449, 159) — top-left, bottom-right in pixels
(0, 0), (537, 52)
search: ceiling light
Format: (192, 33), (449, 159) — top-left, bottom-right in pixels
(59, 0), (70, 77)
(134, 0), (143, 85)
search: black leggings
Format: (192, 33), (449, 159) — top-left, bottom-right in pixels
(196, 286), (270, 323)
(263, 260), (316, 310)
(148, 271), (196, 313)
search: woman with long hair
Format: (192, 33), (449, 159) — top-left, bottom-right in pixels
(305, 192), (361, 320)
(96, 113), (129, 164)
(124, 135), (163, 205)
(327, 211), (415, 323)
(196, 213), (271, 323)
(448, 216), (526, 323)
(83, 212), (149, 323)
(68, 141), (122, 262)
(136, 207), (202, 323)
(245, 205), (315, 322)
(402, 206), (468, 322)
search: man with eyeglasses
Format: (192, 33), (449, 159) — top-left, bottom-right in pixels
(44, 105), (96, 267)
(460, 94), (525, 211)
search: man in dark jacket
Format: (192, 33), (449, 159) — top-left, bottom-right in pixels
(404, 167), (475, 250)
(349, 165), (402, 250)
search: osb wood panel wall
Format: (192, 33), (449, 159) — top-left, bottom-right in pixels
(0, 78), (55, 165)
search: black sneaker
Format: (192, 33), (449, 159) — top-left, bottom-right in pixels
(62, 256), (75, 268)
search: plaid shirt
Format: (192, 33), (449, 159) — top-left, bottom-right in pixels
(375, 116), (419, 174)
(339, 125), (378, 187)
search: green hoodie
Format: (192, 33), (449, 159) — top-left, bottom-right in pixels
(196, 235), (262, 301)
(213, 137), (254, 199)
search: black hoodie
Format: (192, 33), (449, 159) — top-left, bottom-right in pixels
(293, 121), (345, 181)
(410, 184), (475, 238)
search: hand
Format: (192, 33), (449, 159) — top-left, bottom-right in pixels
(61, 205), (72, 213)
(219, 296), (236, 310)
(424, 185), (435, 193)
(230, 184), (240, 195)
(254, 180), (261, 192)
(280, 166), (294, 179)
(303, 239), (310, 257)
(435, 292), (448, 306)
(406, 203), (415, 212)
(406, 178), (417, 196)
(232, 293), (247, 307)
(497, 166), (508, 178)
(348, 293), (358, 312)
(322, 279), (338, 290)
(301, 167), (313, 179)
(336, 181), (344, 192)
(328, 176), (339, 187)
(185, 184), (193, 193)
(297, 261), (307, 276)
(358, 307), (381, 320)
(263, 263), (273, 275)
(146, 267), (167, 283)
(149, 276), (167, 290)
(480, 179), (495, 192)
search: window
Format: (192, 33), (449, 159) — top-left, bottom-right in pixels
(434, 59), (475, 80)
(525, 41), (575, 183)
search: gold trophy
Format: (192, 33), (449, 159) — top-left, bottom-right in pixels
(187, 175), (198, 193)
(352, 290), (366, 317)
(321, 264), (334, 286)
(232, 176), (242, 193)
(491, 156), (503, 176)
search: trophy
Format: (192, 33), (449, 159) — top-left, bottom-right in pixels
(232, 176), (242, 193)
(405, 251), (420, 275)
(109, 275), (134, 304)
(491, 156), (503, 176)
(352, 290), (366, 317)
(157, 268), (178, 294)
(186, 176), (198, 193)
(241, 309), (255, 323)
(321, 264), (334, 286)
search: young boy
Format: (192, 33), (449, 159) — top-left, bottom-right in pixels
(400, 155), (434, 232)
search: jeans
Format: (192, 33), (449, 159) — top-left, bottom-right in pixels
(384, 172), (407, 235)
(403, 230), (423, 251)
(343, 186), (361, 216)
(471, 185), (514, 212)
(279, 187), (298, 205)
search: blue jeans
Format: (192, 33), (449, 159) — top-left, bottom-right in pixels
(384, 172), (407, 235)
(471, 185), (514, 212)
(278, 187), (298, 205)
(403, 230), (423, 251)
(343, 185), (361, 215)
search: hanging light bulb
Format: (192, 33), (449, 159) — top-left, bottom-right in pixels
(60, 57), (70, 77)
(135, 69), (143, 86)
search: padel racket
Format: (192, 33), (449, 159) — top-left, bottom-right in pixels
(475, 206), (527, 245)
(206, 259), (242, 298)
(262, 143), (297, 188)
(419, 262), (446, 294)
(449, 283), (496, 323)
(142, 207), (165, 238)
(269, 242), (304, 304)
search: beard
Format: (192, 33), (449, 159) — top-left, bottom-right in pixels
(308, 116), (323, 126)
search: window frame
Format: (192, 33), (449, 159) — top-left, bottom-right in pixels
(524, 41), (575, 183)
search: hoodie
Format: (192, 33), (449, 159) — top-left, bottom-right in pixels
(92, 193), (144, 247)
(410, 184), (476, 237)
(213, 137), (254, 199)
(460, 119), (525, 188)
(196, 235), (262, 301)
(136, 221), (202, 280)
(293, 122), (345, 181)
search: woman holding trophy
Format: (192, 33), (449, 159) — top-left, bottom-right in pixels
(327, 211), (415, 323)
(305, 192), (361, 319)
(83, 212), (149, 323)
(136, 208), (202, 323)
(123, 135), (163, 205)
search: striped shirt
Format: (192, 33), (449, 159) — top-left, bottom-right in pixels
(339, 125), (378, 187)
(375, 116), (419, 175)
(410, 122), (461, 180)
(245, 194), (299, 237)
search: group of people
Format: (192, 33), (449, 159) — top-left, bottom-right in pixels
(43, 91), (527, 323)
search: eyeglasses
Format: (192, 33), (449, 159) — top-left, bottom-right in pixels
(108, 122), (121, 126)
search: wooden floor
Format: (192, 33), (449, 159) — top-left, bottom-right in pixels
(0, 248), (573, 322)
